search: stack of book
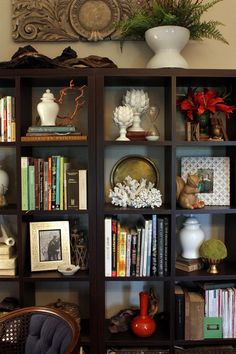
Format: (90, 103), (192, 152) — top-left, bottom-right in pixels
(175, 256), (204, 272)
(21, 125), (87, 142)
(0, 244), (17, 275)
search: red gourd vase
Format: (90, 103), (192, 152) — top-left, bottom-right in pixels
(131, 291), (156, 337)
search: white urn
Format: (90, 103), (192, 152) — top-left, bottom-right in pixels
(179, 216), (205, 259)
(37, 89), (59, 126)
(122, 89), (149, 132)
(113, 105), (134, 141)
(145, 26), (190, 69)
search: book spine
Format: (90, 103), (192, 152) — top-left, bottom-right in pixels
(146, 219), (152, 276)
(51, 156), (57, 209)
(66, 169), (79, 209)
(59, 156), (64, 210)
(125, 232), (132, 277)
(175, 287), (185, 339)
(47, 156), (52, 210)
(55, 155), (61, 210)
(43, 161), (48, 210)
(142, 219), (149, 276)
(34, 158), (40, 210)
(111, 217), (117, 277)
(151, 214), (158, 276)
(6, 96), (12, 142)
(79, 169), (87, 210)
(117, 230), (126, 277)
(39, 159), (44, 210)
(135, 228), (142, 277)
(130, 232), (137, 276)
(21, 156), (29, 210)
(157, 217), (164, 276)
(63, 161), (71, 210)
(28, 125), (76, 132)
(28, 161), (35, 210)
(11, 96), (16, 142)
(184, 288), (190, 340)
(163, 217), (169, 276)
(104, 216), (112, 277)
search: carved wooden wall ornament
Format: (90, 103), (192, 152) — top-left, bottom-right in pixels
(12, 0), (146, 42)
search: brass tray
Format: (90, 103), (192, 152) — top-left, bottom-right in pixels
(110, 155), (159, 188)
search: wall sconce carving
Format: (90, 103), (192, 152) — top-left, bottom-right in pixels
(12, 0), (148, 42)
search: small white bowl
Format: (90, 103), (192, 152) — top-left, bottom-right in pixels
(145, 135), (160, 141)
(57, 264), (80, 276)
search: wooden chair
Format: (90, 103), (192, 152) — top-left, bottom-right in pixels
(0, 306), (80, 354)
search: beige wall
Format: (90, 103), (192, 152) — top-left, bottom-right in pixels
(1, 0), (236, 68)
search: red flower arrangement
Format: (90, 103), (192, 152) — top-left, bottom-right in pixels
(177, 88), (236, 121)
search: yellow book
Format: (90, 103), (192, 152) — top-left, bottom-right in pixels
(117, 229), (127, 277)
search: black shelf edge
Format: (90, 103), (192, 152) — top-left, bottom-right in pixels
(21, 209), (88, 216)
(20, 141), (88, 147)
(105, 276), (171, 281)
(175, 206), (236, 214)
(104, 140), (172, 146)
(23, 270), (89, 281)
(0, 204), (17, 214)
(176, 140), (236, 146)
(0, 276), (19, 281)
(104, 204), (171, 214)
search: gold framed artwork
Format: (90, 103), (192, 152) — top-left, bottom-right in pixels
(181, 156), (230, 206)
(30, 221), (71, 271)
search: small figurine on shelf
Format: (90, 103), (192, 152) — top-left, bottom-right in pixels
(123, 89), (149, 132)
(176, 174), (205, 209)
(113, 105), (133, 141)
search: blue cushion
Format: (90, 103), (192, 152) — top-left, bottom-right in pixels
(25, 313), (72, 354)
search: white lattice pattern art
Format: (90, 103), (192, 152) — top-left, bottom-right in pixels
(181, 157), (230, 206)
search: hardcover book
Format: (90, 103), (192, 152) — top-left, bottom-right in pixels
(66, 169), (79, 210)
(175, 285), (185, 340)
(28, 125), (76, 133)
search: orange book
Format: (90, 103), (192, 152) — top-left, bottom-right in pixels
(117, 227), (126, 277)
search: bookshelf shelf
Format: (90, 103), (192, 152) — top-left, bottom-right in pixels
(1, 68), (236, 353)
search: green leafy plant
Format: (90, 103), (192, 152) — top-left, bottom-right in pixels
(117, 0), (228, 47)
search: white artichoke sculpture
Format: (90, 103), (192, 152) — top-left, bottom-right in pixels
(123, 89), (149, 132)
(113, 105), (134, 141)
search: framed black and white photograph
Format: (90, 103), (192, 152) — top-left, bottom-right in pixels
(30, 221), (71, 271)
(181, 157), (230, 206)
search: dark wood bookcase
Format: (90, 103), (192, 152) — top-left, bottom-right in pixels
(1, 68), (236, 354)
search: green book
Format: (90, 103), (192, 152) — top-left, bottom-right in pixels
(204, 317), (223, 339)
(21, 157), (29, 210)
(28, 125), (76, 133)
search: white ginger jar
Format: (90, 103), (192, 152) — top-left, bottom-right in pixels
(179, 216), (205, 259)
(37, 89), (59, 126)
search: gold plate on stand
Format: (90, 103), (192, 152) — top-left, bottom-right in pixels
(110, 155), (159, 188)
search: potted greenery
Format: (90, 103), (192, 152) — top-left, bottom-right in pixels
(117, 0), (228, 68)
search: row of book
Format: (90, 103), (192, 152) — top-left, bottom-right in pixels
(0, 95), (15, 142)
(175, 282), (236, 341)
(21, 156), (87, 211)
(104, 215), (169, 277)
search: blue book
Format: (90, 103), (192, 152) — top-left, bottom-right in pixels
(28, 125), (76, 133)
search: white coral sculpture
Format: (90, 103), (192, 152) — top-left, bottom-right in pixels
(109, 176), (162, 209)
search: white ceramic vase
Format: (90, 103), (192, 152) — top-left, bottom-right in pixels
(37, 89), (59, 126)
(179, 216), (205, 259)
(145, 26), (190, 69)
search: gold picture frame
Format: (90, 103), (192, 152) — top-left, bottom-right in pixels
(30, 221), (71, 272)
